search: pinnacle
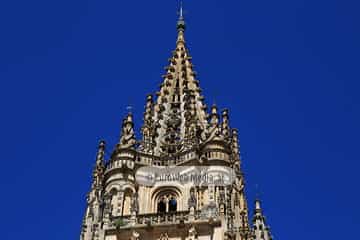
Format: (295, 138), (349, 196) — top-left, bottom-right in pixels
(98, 140), (105, 149)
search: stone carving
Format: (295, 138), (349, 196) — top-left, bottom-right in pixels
(88, 204), (94, 219)
(140, 95), (157, 153)
(233, 177), (244, 193)
(102, 193), (112, 217)
(188, 225), (198, 239)
(160, 108), (183, 154)
(91, 141), (105, 189)
(203, 104), (221, 143)
(130, 192), (139, 214)
(200, 201), (218, 219)
(158, 233), (169, 240)
(221, 109), (230, 139)
(219, 188), (226, 204)
(130, 230), (140, 240)
(188, 187), (197, 210)
(184, 92), (200, 149)
(119, 114), (136, 149)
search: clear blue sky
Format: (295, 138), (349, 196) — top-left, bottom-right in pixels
(0, 0), (359, 239)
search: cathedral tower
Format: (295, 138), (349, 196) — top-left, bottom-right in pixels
(80, 5), (274, 240)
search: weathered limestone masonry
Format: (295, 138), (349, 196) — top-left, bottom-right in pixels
(80, 7), (274, 240)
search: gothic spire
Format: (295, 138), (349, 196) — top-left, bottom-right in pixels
(152, 6), (208, 155)
(253, 199), (273, 240)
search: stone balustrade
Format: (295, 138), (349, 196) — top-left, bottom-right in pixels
(108, 210), (220, 230)
(104, 147), (231, 174)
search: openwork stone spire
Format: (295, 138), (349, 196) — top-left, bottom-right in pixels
(152, 9), (208, 156)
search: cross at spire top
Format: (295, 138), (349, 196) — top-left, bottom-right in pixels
(179, 1), (184, 19)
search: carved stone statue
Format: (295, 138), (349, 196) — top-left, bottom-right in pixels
(203, 105), (221, 143)
(103, 193), (112, 217)
(119, 114), (136, 149)
(130, 192), (139, 214)
(219, 190), (226, 205)
(188, 187), (197, 210)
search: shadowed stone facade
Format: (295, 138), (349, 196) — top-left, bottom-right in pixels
(80, 7), (274, 240)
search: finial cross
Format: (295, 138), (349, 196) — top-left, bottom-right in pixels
(177, 1), (186, 19)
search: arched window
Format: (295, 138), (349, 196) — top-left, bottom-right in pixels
(152, 188), (182, 213)
(156, 194), (178, 213)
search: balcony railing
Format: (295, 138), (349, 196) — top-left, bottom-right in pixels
(109, 209), (220, 230)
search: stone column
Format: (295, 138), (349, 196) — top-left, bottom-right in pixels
(117, 191), (124, 216)
(208, 184), (216, 205)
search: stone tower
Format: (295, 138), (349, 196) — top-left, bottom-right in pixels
(80, 6), (274, 240)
